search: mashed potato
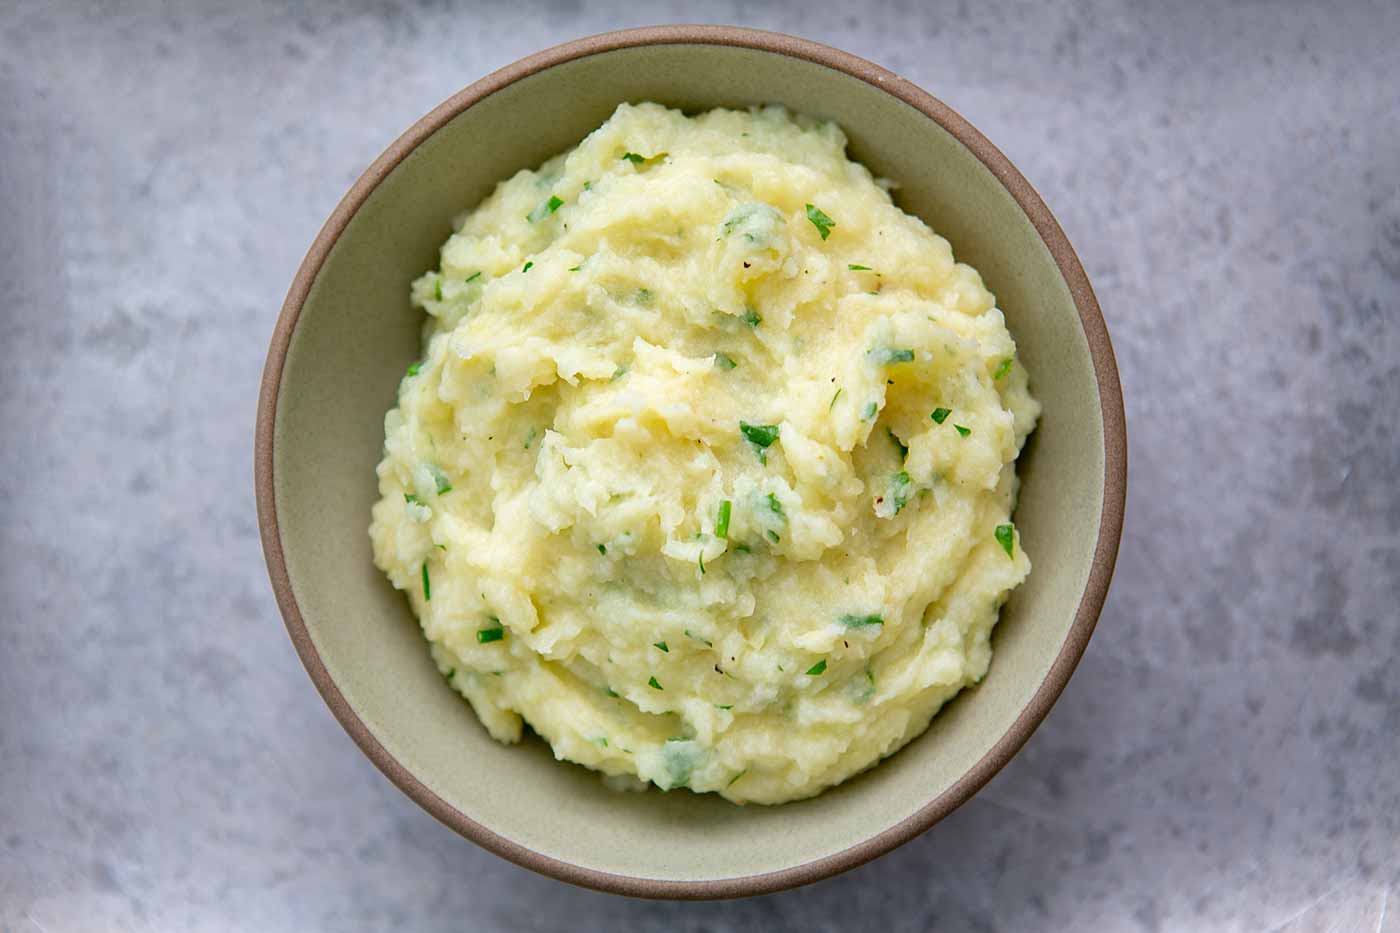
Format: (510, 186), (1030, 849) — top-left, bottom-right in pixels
(370, 103), (1039, 805)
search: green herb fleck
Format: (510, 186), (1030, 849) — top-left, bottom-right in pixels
(523, 427), (538, 449)
(464, 271), (482, 283)
(954, 424), (972, 437)
(848, 263), (873, 271)
(861, 401), (878, 421)
(716, 703), (733, 710)
(931, 407), (951, 424)
(715, 500), (732, 539)
(446, 668), (455, 682)
(597, 544), (607, 555)
(568, 265), (581, 272)
(621, 152), (645, 164)
(829, 388), (843, 411)
(994, 357), (1013, 380)
(527, 195), (564, 222)
(806, 659), (827, 676)
(477, 625), (505, 644)
(686, 629), (712, 647)
(404, 493), (420, 504)
(433, 278), (443, 301)
(521, 261), (534, 273)
(406, 361), (422, 377)
(805, 203), (836, 240)
(734, 544), (752, 554)
(740, 422), (780, 448)
(421, 562), (431, 601)
(841, 613), (884, 628)
(870, 347), (915, 365)
(888, 427), (908, 459)
(995, 523), (1016, 558)
(654, 641), (669, 653)
(741, 307), (762, 327)
(610, 364), (628, 382)
(605, 688), (620, 698)
(713, 352), (737, 370)
(591, 736), (608, 748)
(891, 470), (912, 514)
(648, 676), (664, 690)
(428, 464), (453, 495)
(766, 529), (781, 544)
(698, 549), (706, 575)
(435, 543), (447, 551)
(727, 769), (748, 787)
(766, 492), (785, 518)
(636, 287), (653, 305)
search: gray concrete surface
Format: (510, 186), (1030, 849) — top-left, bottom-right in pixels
(2, 1), (1397, 930)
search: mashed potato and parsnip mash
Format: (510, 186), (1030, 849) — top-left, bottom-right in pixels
(370, 103), (1039, 805)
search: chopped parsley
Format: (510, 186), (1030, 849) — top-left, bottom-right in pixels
(521, 261), (534, 273)
(766, 492), (785, 518)
(848, 263), (873, 271)
(741, 307), (762, 327)
(715, 500), (732, 539)
(464, 271), (482, 283)
(427, 464), (453, 495)
(526, 195), (564, 223)
(888, 427), (908, 459)
(954, 424), (972, 437)
(714, 352), (738, 370)
(477, 625), (505, 643)
(806, 659), (827, 676)
(421, 562), (431, 601)
(994, 357), (1013, 380)
(406, 361), (422, 377)
(870, 347), (915, 365)
(653, 641), (669, 653)
(648, 676), (664, 690)
(805, 203), (836, 240)
(861, 401), (878, 421)
(841, 613), (884, 628)
(931, 407), (951, 424)
(829, 388), (843, 411)
(995, 523), (1016, 557)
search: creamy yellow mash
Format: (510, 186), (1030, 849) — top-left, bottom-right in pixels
(370, 103), (1039, 804)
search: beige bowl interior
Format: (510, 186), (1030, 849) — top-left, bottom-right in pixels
(266, 37), (1114, 891)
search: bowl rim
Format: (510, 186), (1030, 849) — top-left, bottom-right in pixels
(254, 23), (1127, 900)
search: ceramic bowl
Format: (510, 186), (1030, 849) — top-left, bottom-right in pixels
(255, 25), (1126, 898)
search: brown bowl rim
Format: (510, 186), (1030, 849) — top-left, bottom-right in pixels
(254, 23), (1127, 900)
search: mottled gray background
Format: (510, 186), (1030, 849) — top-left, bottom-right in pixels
(2, 0), (1397, 930)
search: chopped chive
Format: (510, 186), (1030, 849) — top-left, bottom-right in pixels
(464, 271), (482, 283)
(931, 407), (951, 424)
(527, 194), (564, 222)
(699, 550), (706, 575)
(568, 265), (581, 272)
(406, 361), (422, 377)
(715, 500), (732, 539)
(446, 668), (455, 682)
(861, 401), (878, 421)
(654, 641), (669, 653)
(829, 387), (843, 411)
(686, 629), (713, 647)
(995, 523), (1016, 557)
(740, 422), (779, 448)
(806, 659), (827, 676)
(716, 704), (733, 710)
(597, 544), (607, 555)
(610, 364), (628, 382)
(805, 203), (835, 240)
(766, 529), (780, 544)
(477, 626), (505, 643)
(888, 427), (908, 459)
(648, 676), (664, 690)
(734, 544), (752, 554)
(521, 261), (534, 273)
(591, 736), (608, 747)
(870, 347), (915, 365)
(848, 263), (873, 271)
(636, 287), (653, 305)
(433, 278), (443, 301)
(404, 493), (420, 504)
(954, 424), (972, 437)
(841, 613), (884, 628)
(582, 181), (592, 191)
(605, 688), (620, 698)
(523, 426), (538, 449)
(713, 352), (737, 370)
(890, 470), (912, 514)
(435, 543), (447, 551)
(428, 464), (452, 495)
(727, 769), (748, 787)
(621, 152), (645, 164)
(741, 307), (762, 327)
(994, 357), (1013, 380)
(766, 492), (785, 518)
(421, 562), (431, 601)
